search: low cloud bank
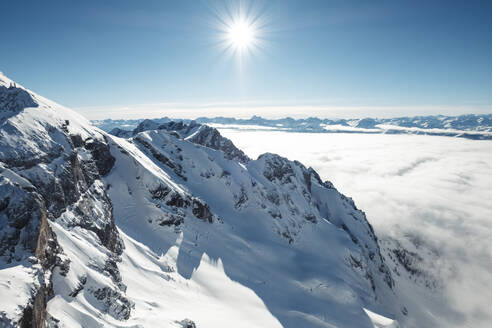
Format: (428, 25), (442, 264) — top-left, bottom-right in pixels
(219, 129), (492, 328)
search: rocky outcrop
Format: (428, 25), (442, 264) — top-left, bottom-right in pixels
(18, 286), (51, 328)
(136, 136), (187, 181)
(0, 84), (38, 114)
(257, 152), (395, 292)
(84, 137), (116, 177)
(191, 199), (213, 223)
(0, 95), (126, 326)
(176, 319), (197, 328)
(110, 119), (250, 163)
(186, 125), (250, 163)
(148, 185), (215, 225)
(260, 153), (296, 184)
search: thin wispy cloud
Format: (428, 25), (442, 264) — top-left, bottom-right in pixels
(75, 101), (492, 120)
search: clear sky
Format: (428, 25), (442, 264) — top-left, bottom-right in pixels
(1, 0), (492, 119)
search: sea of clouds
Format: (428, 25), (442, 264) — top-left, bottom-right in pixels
(218, 129), (492, 328)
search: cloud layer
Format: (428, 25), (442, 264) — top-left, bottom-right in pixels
(75, 101), (492, 120)
(218, 129), (492, 327)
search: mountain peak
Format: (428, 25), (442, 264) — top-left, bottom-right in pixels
(110, 119), (251, 163)
(1, 76), (414, 328)
(0, 84), (38, 114)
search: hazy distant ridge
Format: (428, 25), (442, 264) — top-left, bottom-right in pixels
(93, 114), (492, 140)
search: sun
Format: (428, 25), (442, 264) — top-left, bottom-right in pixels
(212, 2), (267, 61)
(227, 20), (255, 50)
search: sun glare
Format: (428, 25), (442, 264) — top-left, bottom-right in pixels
(213, 2), (267, 61)
(227, 20), (255, 49)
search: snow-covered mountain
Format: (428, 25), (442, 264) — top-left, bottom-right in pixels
(94, 114), (492, 140)
(1, 73), (439, 327)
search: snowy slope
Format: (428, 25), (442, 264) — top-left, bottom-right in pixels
(0, 73), (420, 327)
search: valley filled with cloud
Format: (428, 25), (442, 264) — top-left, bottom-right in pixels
(219, 129), (492, 327)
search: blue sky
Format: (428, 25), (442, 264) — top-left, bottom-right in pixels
(1, 0), (491, 119)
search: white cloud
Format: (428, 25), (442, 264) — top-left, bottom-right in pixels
(218, 129), (492, 328)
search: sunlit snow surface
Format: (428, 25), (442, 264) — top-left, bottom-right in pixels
(101, 132), (395, 328)
(218, 128), (492, 328)
(1, 72), (401, 327)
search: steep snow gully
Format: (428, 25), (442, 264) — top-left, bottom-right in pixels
(0, 73), (429, 327)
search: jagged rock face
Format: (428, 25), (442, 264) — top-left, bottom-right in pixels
(381, 237), (442, 290)
(260, 153), (296, 184)
(254, 153), (394, 290)
(0, 84), (38, 113)
(185, 125), (250, 163)
(0, 181), (44, 261)
(176, 319), (197, 328)
(110, 119), (250, 163)
(0, 75), (129, 327)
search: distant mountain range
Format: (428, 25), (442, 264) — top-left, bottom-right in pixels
(93, 114), (492, 140)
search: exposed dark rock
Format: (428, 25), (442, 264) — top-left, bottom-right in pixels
(192, 199), (213, 223)
(0, 146), (64, 171)
(150, 184), (171, 200)
(302, 171), (312, 193)
(265, 189), (281, 206)
(304, 213), (317, 223)
(186, 125), (250, 163)
(69, 134), (84, 148)
(57, 257), (70, 277)
(341, 224), (359, 245)
(84, 137), (115, 177)
(1, 126), (126, 325)
(268, 210), (282, 219)
(136, 137), (187, 181)
(200, 170), (215, 179)
(17, 204), (59, 328)
(97, 221), (124, 256)
(0, 186), (46, 261)
(157, 121), (200, 136)
(260, 153), (295, 184)
(69, 276), (87, 297)
(92, 287), (133, 320)
(0, 85), (38, 113)
(234, 187), (248, 210)
(35, 207), (60, 270)
(402, 306), (408, 316)
(0, 196), (9, 212)
(392, 247), (423, 276)
(157, 214), (184, 227)
(281, 231), (293, 244)
(176, 318), (197, 328)
(166, 192), (190, 208)
(104, 258), (123, 286)
(19, 286), (51, 328)
(129, 120), (250, 163)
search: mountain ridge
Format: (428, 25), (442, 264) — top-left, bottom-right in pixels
(0, 73), (441, 327)
(95, 113), (492, 140)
